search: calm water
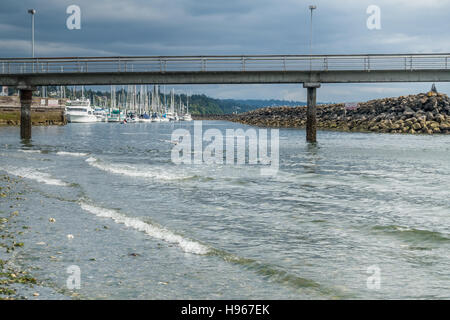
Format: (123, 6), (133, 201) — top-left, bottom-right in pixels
(0, 121), (449, 299)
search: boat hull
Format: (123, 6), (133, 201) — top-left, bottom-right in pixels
(67, 114), (98, 123)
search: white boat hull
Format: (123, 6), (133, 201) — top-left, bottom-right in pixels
(67, 114), (98, 123)
(95, 116), (107, 122)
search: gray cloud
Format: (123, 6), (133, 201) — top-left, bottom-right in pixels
(1, 0), (450, 101)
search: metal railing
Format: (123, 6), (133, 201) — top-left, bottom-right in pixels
(1, 53), (450, 75)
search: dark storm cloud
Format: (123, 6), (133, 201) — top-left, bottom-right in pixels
(4, 0), (450, 56)
(1, 0), (450, 100)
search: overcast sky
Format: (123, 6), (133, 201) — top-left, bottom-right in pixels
(1, 0), (450, 102)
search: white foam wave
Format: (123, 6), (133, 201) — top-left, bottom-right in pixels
(19, 149), (41, 154)
(85, 157), (190, 181)
(79, 202), (209, 255)
(56, 151), (88, 157)
(4, 167), (70, 186)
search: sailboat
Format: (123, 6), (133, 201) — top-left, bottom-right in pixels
(183, 93), (193, 121)
(159, 86), (169, 122)
(148, 85), (160, 122)
(165, 88), (176, 121)
(107, 85), (125, 122)
(138, 85), (152, 122)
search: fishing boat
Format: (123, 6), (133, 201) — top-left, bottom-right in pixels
(65, 98), (98, 123)
(107, 109), (125, 122)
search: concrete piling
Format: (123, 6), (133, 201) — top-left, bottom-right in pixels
(303, 83), (320, 143)
(19, 89), (32, 140)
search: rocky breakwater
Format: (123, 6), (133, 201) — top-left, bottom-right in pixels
(230, 92), (450, 134)
(192, 114), (237, 121)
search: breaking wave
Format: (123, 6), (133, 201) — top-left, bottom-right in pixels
(18, 149), (42, 154)
(56, 151), (89, 157)
(79, 201), (210, 255)
(77, 201), (340, 296)
(4, 167), (70, 187)
(85, 157), (192, 181)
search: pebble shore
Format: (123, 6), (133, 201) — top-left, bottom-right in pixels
(0, 174), (38, 300)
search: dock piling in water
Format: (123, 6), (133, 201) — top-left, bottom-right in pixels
(304, 82), (320, 143)
(19, 88), (33, 140)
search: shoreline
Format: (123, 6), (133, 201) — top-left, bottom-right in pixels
(0, 174), (38, 299)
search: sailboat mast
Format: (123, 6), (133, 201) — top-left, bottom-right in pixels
(163, 85), (166, 113)
(170, 89), (174, 113)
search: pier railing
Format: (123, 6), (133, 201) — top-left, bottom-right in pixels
(1, 54), (450, 74)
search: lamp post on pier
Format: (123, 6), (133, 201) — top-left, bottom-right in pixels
(304, 5), (319, 143)
(20, 9), (37, 140)
(308, 5), (316, 70)
(28, 9), (36, 59)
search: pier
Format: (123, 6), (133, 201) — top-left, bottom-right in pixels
(2, 53), (450, 141)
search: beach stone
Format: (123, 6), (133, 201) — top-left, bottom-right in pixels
(412, 123), (422, 130)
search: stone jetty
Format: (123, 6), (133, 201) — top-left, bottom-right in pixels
(228, 92), (450, 134)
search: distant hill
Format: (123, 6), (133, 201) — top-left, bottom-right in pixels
(223, 99), (307, 108)
(188, 95), (308, 115)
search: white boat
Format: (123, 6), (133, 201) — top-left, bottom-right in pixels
(165, 112), (176, 121)
(107, 109), (125, 122)
(183, 93), (193, 121)
(93, 107), (108, 122)
(160, 115), (170, 122)
(166, 89), (177, 121)
(126, 117), (139, 123)
(125, 112), (140, 123)
(65, 99), (98, 123)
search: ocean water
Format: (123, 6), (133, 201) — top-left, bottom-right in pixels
(0, 121), (449, 299)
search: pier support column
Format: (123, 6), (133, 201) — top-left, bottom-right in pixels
(303, 82), (321, 143)
(19, 88), (33, 140)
